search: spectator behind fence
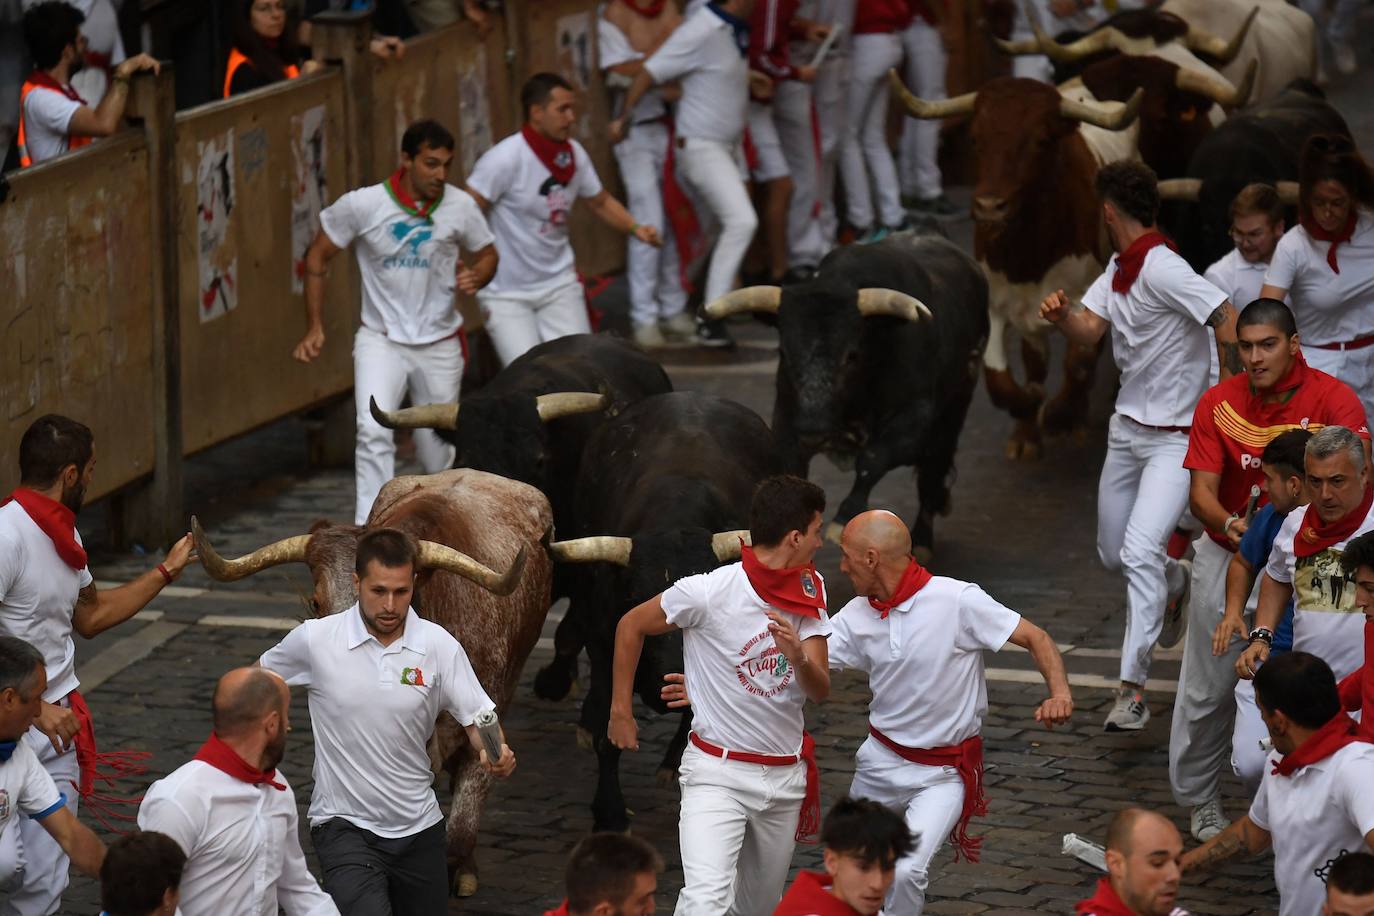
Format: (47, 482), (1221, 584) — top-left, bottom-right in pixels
(99, 830), (187, 916)
(542, 833), (662, 916)
(774, 796), (915, 916)
(17, 0), (158, 168)
(1076, 808), (1189, 916)
(223, 0), (323, 98)
(1328, 852), (1374, 916)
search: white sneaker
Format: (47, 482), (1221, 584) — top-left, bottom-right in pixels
(632, 321), (668, 348)
(1334, 42), (1357, 76)
(1104, 687), (1150, 731)
(661, 310), (697, 342)
(1190, 796), (1230, 842)
(1158, 558), (1191, 649)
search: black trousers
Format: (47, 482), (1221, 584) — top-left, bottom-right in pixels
(311, 818), (448, 916)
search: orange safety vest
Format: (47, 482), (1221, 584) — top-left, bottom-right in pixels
(223, 47), (301, 99)
(16, 77), (92, 169)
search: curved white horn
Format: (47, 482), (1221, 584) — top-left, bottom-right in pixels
(1174, 58), (1255, 108)
(711, 530), (751, 563)
(703, 286), (783, 320)
(417, 541), (527, 596)
(546, 536), (634, 566)
(535, 392), (610, 422)
(1275, 181), (1300, 205)
(369, 397), (460, 431)
(1156, 178), (1202, 201)
(856, 289), (934, 322)
(1059, 86), (1142, 130)
(1186, 6), (1256, 64)
(193, 515), (310, 582)
(889, 69), (976, 119)
(993, 36), (1042, 56)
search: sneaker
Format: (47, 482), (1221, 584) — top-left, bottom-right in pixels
(909, 194), (962, 218)
(1190, 796), (1230, 843)
(632, 321), (668, 348)
(1103, 687), (1150, 731)
(1334, 41), (1357, 76)
(695, 318), (736, 349)
(1158, 558), (1191, 649)
(661, 311), (697, 342)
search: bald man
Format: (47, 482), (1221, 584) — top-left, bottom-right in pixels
(828, 510), (1073, 914)
(1077, 808), (1189, 916)
(138, 667), (338, 916)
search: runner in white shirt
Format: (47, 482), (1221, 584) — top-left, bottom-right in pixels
(609, 475), (832, 915)
(1041, 160), (1239, 732)
(896, 2), (958, 218)
(291, 119), (499, 525)
(828, 510), (1072, 914)
(1260, 135), (1374, 421)
(258, 528), (515, 915)
(1183, 651), (1374, 916)
(1202, 183), (1287, 385)
(468, 72), (661, 366)
(138, 667), (337, 916)
(0, 415), (193, 916)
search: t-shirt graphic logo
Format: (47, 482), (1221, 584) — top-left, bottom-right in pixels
(383, 221), (433, 269)
(553, 150), (572, 170)
(537, 176), (572, 236)
(800, 571), (817, 600)
(1295, 550), (1355, 611)
(735, 629), (794, 697)
(0, 789), (10, 822)
(400, 667), (426, 686)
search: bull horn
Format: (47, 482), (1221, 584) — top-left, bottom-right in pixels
(1185, 6), (1257, 64)
(1059, 86), (1143, 130)
(992, 36), (1043, 56)
(711, 530), (751, 563)
(535, 391), (610, 422)
(369, 397), (459, 431)
(1174, 58), (1256, 108)
(417, 540), (527, 596)
(1024, 0), (1118, 62)
(192, 515), (310, 582)
(546, 536), (634, 566)
(703, 286), (783, 319)
(888, 69), (977, 119)
(1276, 181), (1300, 205)
(1157, 178), (1203, 201)
(856, 289), (933, 323)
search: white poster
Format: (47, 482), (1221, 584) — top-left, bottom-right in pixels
(195, 129), (237, 323)
(290, 104), (328, 294)
(458, 45), (493, 176)
(556, 11), (594, 90)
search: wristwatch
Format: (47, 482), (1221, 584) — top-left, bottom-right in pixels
(1248, 626), (1274, 646)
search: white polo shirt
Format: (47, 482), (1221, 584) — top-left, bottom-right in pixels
(0, 740), (65, 869)
(1249, 741), (1374, 916)
(319, 181), (494, 345)
(138, 762), (338, 916)
(662, 563), (832, 757)
(0, 501), (91, 703)
(1082, 245), (1228, 428)
(466, 133), (603, 297)
(644, 4), (749, 144)
(1264, 502), (1374, 681)
(598, 13), (669, 124)
(259, 606), (494, 838)
(829, 578), (1021, 749)
(1204, 247), (1277, 385)
(1265, 210), (1374, 346)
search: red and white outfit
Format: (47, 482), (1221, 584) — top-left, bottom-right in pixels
(1081, 235), (1228, 686)
(746, 0), (799, 186)
(896, 0), (945, 203)
(838, 0), (910, 231)
(1172, 357), (1367, 807)
(828, 562), (1020, 915)
(16, 70), (89, 168)
(662, 552), (831, 915)
(1202, 247), (1280, 386)
(318, 176), (494, 524)
(772, 0), (830, 269)
(796, 0), (855, 243)
(774, 870), (864, 915)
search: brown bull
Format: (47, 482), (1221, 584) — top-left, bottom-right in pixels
(194, 468), (553, 899)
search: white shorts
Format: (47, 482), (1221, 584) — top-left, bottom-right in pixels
(746, 101), (790, 184)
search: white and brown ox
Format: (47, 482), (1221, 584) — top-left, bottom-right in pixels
(890, 71), (1140, 458)
(193, 468), (552, 899)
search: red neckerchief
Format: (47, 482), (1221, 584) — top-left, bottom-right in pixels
(1250, 350), (1307, 401)
(1075, 877), (1137, 916)
(1272, 711), (1368, 777)
(384, 168), (443, 223)
(24, 68), (86, 104)
(520, 123), (576, 186)
(1301, 209), (1358, 275)
(869, 727), (987, 862)
(868, 558), (933, 618)
(1111, 230), (1178, 294)
(2, 488), (87, 570)
(1294, 485), (1374, 558)
(774, 870), (864, 916)
(192, 732), (286, 790)
(739, 542), (826, 619)
(622, 0), (667, 16)
(542, 902), (571, 916)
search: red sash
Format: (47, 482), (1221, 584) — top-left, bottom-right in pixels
(869, 726), (987, 863)
(384, 168), (443, 223)
(740, 544), (826, 619)
(1112, 230), (1178, 294)
(1294, 485), (1374, 558)
(1302, 210), (1357, 275)
(67, 691), (150, 832)
(192, 731), (287, 790)
(689, 731), (821, 844)
(868, 558), (933, 618)
(521, 123), (576, 186)
(3, 488), (86, 570)
(1271, 711), (1368, 777)
(1075, 877), (1139, 916)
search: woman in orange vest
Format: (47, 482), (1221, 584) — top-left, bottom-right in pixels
(223, 0), (320, 98)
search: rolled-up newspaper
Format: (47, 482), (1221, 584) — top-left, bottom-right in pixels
(475, 709), (504, 765)
(1244, 484), (1261, 521)
(808, 23), (843, 70)
(1062, 833), (1108, 872)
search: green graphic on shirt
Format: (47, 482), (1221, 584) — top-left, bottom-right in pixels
(775, 655), (790, 679)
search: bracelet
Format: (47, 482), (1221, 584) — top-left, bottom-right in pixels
(1223, 514), (1240, 536)
(1248, 626), (1273, 646)
(629, 222), (640, 234)
(156, 563), (174, 585)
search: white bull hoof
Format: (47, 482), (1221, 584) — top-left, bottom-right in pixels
(455, 873), (478, 898)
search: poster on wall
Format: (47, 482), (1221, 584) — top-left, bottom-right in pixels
(195, 129), (237, 324)
(290, 104), (328, 294)
(458, 45), (494, 176)
(555, 11), (594, 142)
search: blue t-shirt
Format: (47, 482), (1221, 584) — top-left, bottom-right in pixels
(1239, 503), (1295, 652)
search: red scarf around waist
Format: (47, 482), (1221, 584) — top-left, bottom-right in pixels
(193, 731), (286, 790)
(1302, 210), (1358, 275)
(868, 558), (933, 618)
(3, 488), (87, 570)
(384, 168), (443, 223)
(1294, 485), (1374, 558)
(25, 68), (86, 104)
(1075, 877), (1138, 916)
(1112, 230), (1178, 294)
(521, 123), (576, 186)
(67, 691), (150, 832)
(1272, 711), (1368, 777)
(740, 543), (826, 619)
(869, 726), (987, 862)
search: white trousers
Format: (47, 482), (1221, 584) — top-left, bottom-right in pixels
(813, 53), (849, 243)
(478, 277), (590, 368)
(1302, 344), (1374, 429)
(838, 32), (906, 230)
(352, 326), (463, 525)
(772, 80), (828, 268)
(674, 743), (805, 916)
(1168, 535), (1257, 805)
(614, 122), (688, 327)
(0, 726), (80, 916)
(1097, 414), (1192, 686)
(676, 137), (759, 306)
(849, 737), (964, 916)
(897, 17), (946, 200)
(1231, 677), (1270, 793)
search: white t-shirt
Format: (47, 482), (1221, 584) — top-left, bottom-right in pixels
(1264, 503), (1374, 681)
(20, 83), (83, 165)
(661, 563), (832, 757)
(644, 4), (749, 144)
(319, 181), (494, 345)
(0, 739), (65, 846)
(466, 133), (603, 297)
(1082, 245), (1228, 428)
(1204, 247), (1277, 385)
(259, 606), (495, 838)
(828, 577), (1021, 748)
(0, 501), (91, 702)
(138, 762), (338, 916)
(1250, 742), (1374, 916)
(597, 12), (669, 124)
(1265, 210), (1374, 346)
